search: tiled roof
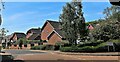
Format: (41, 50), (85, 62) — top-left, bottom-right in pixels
(47, 29), (65, 40)
(41, 20), (61, 31)
(28, 33), (40, 40)
(54, 29), (65, 38)
(27, 28), (41, 34)
(11, 32), (26, 39)
(47, 20), (61, 29)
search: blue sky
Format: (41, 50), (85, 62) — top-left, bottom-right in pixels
(1, 2), (112, 35)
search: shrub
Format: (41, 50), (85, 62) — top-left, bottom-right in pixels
(60, 47), (72, 52)
(110, 40), (120, 51)
(44, 45), (54, 50)
(2, 43), (6, 49)
(110, 39), (120, 43)
(60, 42), (108, 52)
(55, 40), (71, 50)
(79, 46), (95, 52)
(77, 40), (104, 47)
(60, 46), (93, 52)
(2, 55), (14, 61)
(31, 46), (43, 50)
(31, 45), (54, 50)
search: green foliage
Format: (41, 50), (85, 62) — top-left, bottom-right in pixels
(18, 38), (28, 45)
(90, 6), (120, 41)
(59, 2), (87, 44)
(77, 40), (103, 47)
(109, 39), (120, 43)
(2, 55), (14, 61)
(60, 46), (95, 52)
(27, 40), (43, 44)
(54, 40), (70, 50)
(31, 45), (45, 50)
(60, 42), (108, 52)
(2, 43), (6, 49)
(107, 40), (120, 51)
(31, 45), (54, 50)
(60, 47), (72, 52)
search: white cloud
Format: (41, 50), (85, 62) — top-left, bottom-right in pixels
(97, 12), (103, 15)
(9, 11), (37, 20)
(39, 12), (60, 17)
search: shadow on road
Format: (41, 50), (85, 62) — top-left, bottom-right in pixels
(2, 60), (24, 62)
(2, 60), (118, 62)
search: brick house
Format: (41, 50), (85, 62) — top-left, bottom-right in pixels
(26, 28), (41, 40)
(41, 20), (65, 45)
(87, 24), (94, 30)
(47, 29), (65, 45)
(10, 32), (26, 42)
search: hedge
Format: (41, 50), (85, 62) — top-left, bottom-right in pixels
(60, 46), (95, 52)
(108, 39), (120, 51)
(77, 40), (104, 47)
(31, 45), (54, 50)
(60, 43), (108, 52)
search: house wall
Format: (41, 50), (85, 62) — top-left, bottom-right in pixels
(48, 32), (62, 45)
(41, 22), (54, 41)
(12, 34), (17, 42)
(26, 32), (32, 39)
(9, 43), (39, 49)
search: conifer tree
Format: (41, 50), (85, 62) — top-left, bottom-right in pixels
(59, 1), (86, 45)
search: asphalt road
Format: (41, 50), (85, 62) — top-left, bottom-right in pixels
(1, 49), (119, 62)
(2, 49), (46, 55)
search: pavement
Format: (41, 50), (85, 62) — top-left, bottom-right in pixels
(54, 51), (120, 56)
(1, 49), (120, 62)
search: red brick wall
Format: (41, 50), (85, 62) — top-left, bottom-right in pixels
(12, 34), (17, 41)
(26, 33), (32, 39)
(9, 43), (39, 49)
(41, 22), (54, 41)
(48, 32), (62, 45)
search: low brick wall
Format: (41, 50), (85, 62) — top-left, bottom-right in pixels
(9, 43), (39, 49)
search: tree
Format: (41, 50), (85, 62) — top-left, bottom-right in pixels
(92, 5), (120, 41)
(18, 38), (27, 49)
(59, 2), (87, 45)
(103, 5), (120, 22)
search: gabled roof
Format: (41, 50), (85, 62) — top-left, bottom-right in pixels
(47, 29), (65, 40)
(87, 24), (94, 30)
(28, 33), (40, 40)
(54, 29), (65, 38)
(26, 28), (41, 34)
(11, 32), (26, 39)
(41, 20), (61, 31)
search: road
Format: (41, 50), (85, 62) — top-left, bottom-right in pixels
(2, 49), (45, 55)
(2, 49), (120, 62)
